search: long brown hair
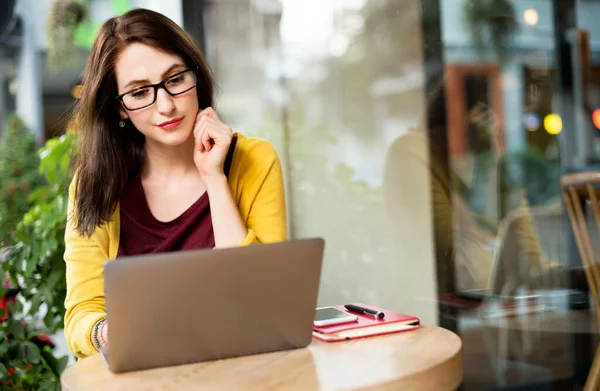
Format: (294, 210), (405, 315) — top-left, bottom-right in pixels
(70, 9), (213, 237)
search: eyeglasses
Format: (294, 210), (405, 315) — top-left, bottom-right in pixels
(116, 69), (197, 111)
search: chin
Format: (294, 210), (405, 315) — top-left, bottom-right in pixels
(153, 128), (193, 147)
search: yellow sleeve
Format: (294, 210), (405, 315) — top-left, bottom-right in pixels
(63, 178), (109, 358)
(235, 138), (288, 245)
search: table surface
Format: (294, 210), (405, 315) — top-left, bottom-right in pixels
(61, 325), (463, 391)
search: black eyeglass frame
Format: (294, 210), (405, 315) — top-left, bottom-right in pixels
(115, 68), (198, 111)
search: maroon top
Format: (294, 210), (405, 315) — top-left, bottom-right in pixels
(117, 137), (237, 256)
(117, 178), (215, 256)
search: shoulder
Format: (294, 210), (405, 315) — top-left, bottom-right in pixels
(234, 133), (279, 163)
(232, 133), (281, 173)
(66, 170), (117, 244)
(228, 133), (283, 194)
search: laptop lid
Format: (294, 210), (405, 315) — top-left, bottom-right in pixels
(103, 238), (324, 373)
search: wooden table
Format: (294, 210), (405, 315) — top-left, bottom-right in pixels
(61, 325), (463, 391)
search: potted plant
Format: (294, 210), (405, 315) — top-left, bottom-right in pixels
(0, 294), (68, 391)
(46, 0), (87, 72)
(1, 132), (76, 390)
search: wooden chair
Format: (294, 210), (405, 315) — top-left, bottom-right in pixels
(561, 172), (600, 391)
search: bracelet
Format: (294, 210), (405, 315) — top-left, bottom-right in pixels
(92, 317), (106, 351)
(98, 320), (108, 347)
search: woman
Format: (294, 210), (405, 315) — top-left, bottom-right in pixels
(64, 9), (287, 359)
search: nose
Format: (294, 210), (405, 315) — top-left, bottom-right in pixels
(155, 87), (175, 116)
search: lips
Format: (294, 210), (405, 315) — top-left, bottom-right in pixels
(157, 117), (184, 130)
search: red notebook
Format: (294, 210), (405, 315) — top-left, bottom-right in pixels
(312, 303), (420, 342)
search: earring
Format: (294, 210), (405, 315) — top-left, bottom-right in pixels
(119, 120), (126, 128)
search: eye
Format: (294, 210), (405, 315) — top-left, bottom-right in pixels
(166, 74), (184, 86)
(129, 88), (151, 99)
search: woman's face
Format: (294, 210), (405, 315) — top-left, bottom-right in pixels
(114, 42), (199, 147)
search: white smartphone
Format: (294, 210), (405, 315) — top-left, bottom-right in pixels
(313, 306), (358, 327)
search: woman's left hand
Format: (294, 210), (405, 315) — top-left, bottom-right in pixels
(192, 107), (233, 179)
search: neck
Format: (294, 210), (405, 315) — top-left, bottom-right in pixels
(142, 136), (197, 180)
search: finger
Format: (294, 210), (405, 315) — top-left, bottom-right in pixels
(198, 106), (220, 122)
(201, 125), (212, 151)
(195, 119), (207, 152)
(201, 116), (230, 132)
(193, 112), (206, 139)
(195, 127), (204, 152)
(204, 107), (221, 121)
(200, 118), (232, 145)
(201, 117), (230, 140)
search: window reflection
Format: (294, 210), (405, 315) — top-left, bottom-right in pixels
(204, 0), (598, 389)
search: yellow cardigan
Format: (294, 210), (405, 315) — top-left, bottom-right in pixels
(63, 133), (287, 358)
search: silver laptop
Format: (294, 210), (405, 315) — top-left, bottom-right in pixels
(101, 238), (324, 373)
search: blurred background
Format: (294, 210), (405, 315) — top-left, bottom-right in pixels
(2, 0), (600, 389)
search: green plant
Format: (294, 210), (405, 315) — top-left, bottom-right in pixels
(0, 132), (77, 390)
(0, 298), (69, 391)
(6, 132), (76, 332)
(0, 114), (43, 247)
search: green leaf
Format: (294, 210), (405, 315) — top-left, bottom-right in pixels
(45, 270), (62, 291)
(21, 244), (32, 265)
(8, 358), (21, 368)
(0, 307), (5, 319)
(46, 168), (57, 185)
(40, 286), (54, 308)
(38, 380), (57, 391)
(56, 195), (65, 214)
(16, 343), (26, 361)
(13, 227), (28, 243)
(43, 310), (55, 329)
(6, 301), (16, 314)
(57, 355), (69, 374)
(9, 321), (25, 339)
(24, 342), (40, 364)
(0, 362), (6, 378)
(40, 213), (55, 230)
(29, 294), (42, 315)
(24, 256), (37, 278)
(12, 368), (25, 379)
(28, 186), (50, 202)
(40, 346), (68, 379)
(46, 236), (58, 253)
(0, 340), (8, 355)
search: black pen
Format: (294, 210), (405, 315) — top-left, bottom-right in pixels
(344, 304), (385, 319)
